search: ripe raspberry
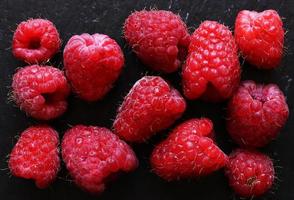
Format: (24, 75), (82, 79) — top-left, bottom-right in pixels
(182, 21), (241, 102)
(9, 126), (60, 189)
(227, 81), (289, 148)
(63, 33), (124, 101)
(12, 65), (70, 120)
(235, 10), (284, 69)
(225, 149), (275, 197)
(173, 118), (215, 139)
(150, 118), (228, 181)
(113, 76), (186, 143)
(12, 18), (61, 64)
(124, 10), (190, 73)
(61, 125), (138, 194)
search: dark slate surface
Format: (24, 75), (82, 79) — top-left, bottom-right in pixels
(0, 0), (293, 199)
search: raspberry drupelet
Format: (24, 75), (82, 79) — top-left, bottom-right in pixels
(182, 20), (241, 102)
(225, 149), (275, 197)
(151, 118), (228, 181)
(124, 10), (190, 73)
(9, 125), (60, 188)
(113, 76), (186, 143)
(227, 81), (289, 148)
(12, 65), (70, 120)
(61, 125), (138, 194)
(235, 10), (284, 69)
(63, 33), (124, 101)
(12, 18), (61, 64)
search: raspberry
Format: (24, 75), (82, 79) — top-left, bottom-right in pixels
(227, 81), (289, 148)
(173, 118), (215, 139)
(113, 76), (186, 143)
(12, 65), (70, 120)
(12, 18), (61, 64)
(61, 125), (138, 194)
(225, 149), (275, 197)
(9, 126), (60, 188)
(124, 10), (190, 73)
(235, 10), (284, 69)
(63, 33), (124, 101)
(182, 21), (241, 102)
(150, 118), (228, 181)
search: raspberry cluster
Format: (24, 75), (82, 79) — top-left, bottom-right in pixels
(8, 8), (287, 199)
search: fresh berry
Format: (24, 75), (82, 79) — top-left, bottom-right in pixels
(12, 65), (70, 120)
(172, 118), (215, 139)
(12, 18), (61, 64)
(63, 33), (124, 101)
(113, 76), (186, 143)
(225, 149), (275, 197)
(227, 81), (289, 148)
(61, 125), (138, 194)
(9, 126), (60, 188)
(124, 10), (190, 73)
(235, 10), (284, 69)
(150, 118), (228, 181)
(182, 20), (241, 102)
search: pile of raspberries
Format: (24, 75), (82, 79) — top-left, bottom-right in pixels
(8, 9), (288, 198)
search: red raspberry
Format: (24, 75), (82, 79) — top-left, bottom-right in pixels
(235, 10), (284, 69)
(182, 21), (241, 102)
(173, 118), (215, 139)
(227, 81), (289, 148)
(12, 65), (70, 120)
(113, 76), (186, 143)
(63, 33), (124, 101)
(225, 149), (275, 197)
(124, 10), (190, 73)
(12, 18), (61, 64)
(61, 125), (138, 194)
(9, 126), (60, 189)
(150, 118), (228, 181)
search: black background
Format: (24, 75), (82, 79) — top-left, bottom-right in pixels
(0, 0), (293, 200)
